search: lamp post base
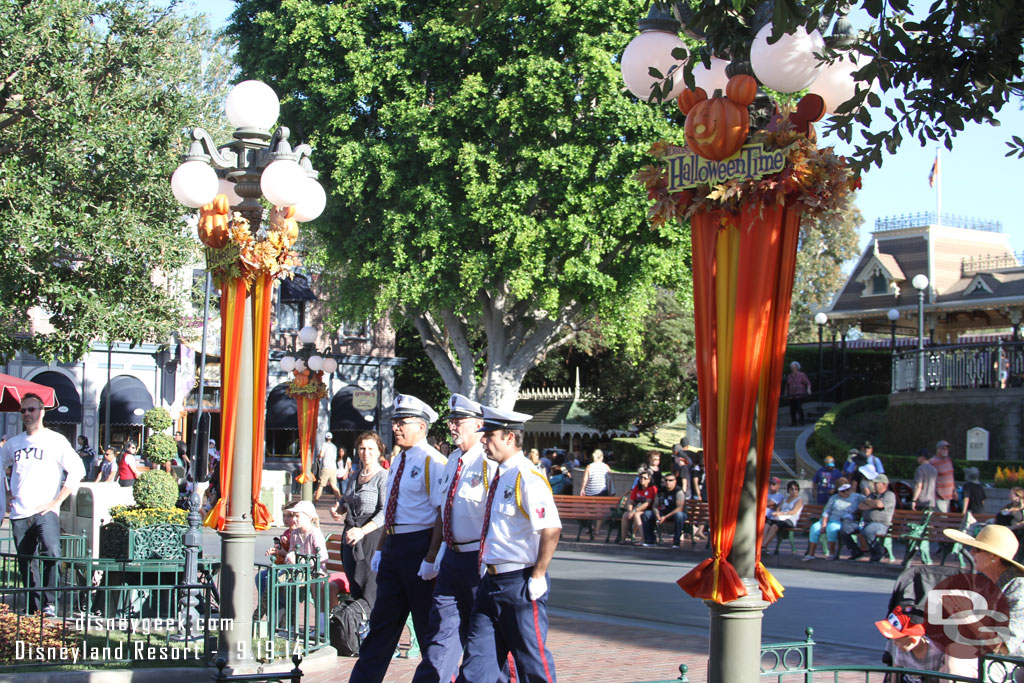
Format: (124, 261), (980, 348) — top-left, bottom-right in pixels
(218, 519), (256, 665)
(705, 578), (769, 683)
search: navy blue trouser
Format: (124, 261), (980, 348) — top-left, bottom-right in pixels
(411, 549), (482, 683)
(349, 529), (434, 683)
(12, 512), (60, 614)
(459, 568), (556, 683)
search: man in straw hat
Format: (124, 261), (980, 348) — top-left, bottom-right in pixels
(350, 394), (447, 683)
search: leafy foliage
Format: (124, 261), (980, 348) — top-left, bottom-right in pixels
(143, 433), (177, 466)
(143, 407), (173, 433)
(0, 0), (234, 361)
(653, 0), (1024, 170)
(131, 470), (179, 509)
(0, 603), (71, 662)
(110, 505), (187, 527)
(227, 0), (692, 406)
(583, 288), (697, 435)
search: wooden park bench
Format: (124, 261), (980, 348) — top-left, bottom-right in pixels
(771, 504), (824, 555)
(552, 494), (621, 542)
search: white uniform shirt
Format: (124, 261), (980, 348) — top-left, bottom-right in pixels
(430, 442), (497, 545)
(383, 438), (447, 528)
(1, 428), (85, 520)
(481, 451), (561, 566)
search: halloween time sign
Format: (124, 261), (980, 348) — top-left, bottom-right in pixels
(665, 143), (789, 192)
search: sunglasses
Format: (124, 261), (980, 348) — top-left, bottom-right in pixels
(19, 407), (38, 414)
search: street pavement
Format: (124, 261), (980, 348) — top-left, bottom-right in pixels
(203, 525), (893, 681)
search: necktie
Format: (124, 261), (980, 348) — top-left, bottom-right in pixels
(383, 451), (406, 532)
(477, 469), (502, 571)
(442, 457), (464, 547)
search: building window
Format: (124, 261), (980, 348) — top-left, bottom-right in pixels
(339, 320), (370, 340)
(871, 271), (888, 295)
(278, 300), (305, 332)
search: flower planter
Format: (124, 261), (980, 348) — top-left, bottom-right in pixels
(99, 523), (188, 561)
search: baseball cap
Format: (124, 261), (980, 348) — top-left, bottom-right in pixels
(875, 606), (925, 639)
(769, 476), (781, 485)
(873, 474), (889, 485)
(837, 484), (852, 492)
(937, 440), (950, 449)
(290, 501), (319, 521)
(824, 456), (835, 466)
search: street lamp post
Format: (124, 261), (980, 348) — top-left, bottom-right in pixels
(171, 80), (325, 667)
(913, 274), (930, 391)
(279, 326), (338, 502)
(887, 308), (900, 353)
(814, 312), (827, 408)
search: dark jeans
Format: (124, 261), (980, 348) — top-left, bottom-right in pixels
(654, 510), (687, 545)
(12, 512), (61, 613)
(789, 396), (806, 426)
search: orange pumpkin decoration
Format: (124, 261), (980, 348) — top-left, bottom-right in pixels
(197, 194), (231, 249)
(678, 74), (758, 162)
(269, 204), (299, 247)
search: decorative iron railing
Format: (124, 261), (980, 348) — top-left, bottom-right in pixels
(962, 252), (1024, 275)
(892, 340), (1024, 392)
(875, 212), (1002, 233)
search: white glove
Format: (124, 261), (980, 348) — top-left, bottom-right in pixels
(527, 576), (548, 601)
(370, 551), (381, 573)
(417, 559), (439, 581)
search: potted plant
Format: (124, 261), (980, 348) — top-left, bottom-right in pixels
(99, 469), (187, 560)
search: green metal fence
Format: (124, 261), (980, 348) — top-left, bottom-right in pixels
(253, 554), (330, 661)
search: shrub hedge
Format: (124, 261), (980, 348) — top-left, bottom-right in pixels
(143, 432), (177, 465)
(808, 394), (1017, 481)
(132, 470), (179, 509)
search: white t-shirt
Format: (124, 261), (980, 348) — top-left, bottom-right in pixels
(319, 441), (339, 470)
(1, 428), (85, 520)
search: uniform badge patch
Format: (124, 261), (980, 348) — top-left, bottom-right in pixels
(503, 485), (514, 502)
(410, 466), (421, 479)
(468, 473), (482, 487)
(536, 507), (546, 518)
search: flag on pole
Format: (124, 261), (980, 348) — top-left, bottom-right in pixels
(928, 153), (939, 187)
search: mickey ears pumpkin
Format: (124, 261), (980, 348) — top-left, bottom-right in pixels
(725, 75), (757, 107)
(676, 87), (707, 115)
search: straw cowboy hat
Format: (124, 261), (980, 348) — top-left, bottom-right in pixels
(944, 524), (1024, 572)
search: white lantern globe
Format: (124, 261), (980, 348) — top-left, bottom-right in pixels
(225, 80), (280, 130)
(621, 31), (688, 101)
(171, 161), (219, 208)
(750, 23), (825, 93)
(280, 356), (296, 372)
(307, 355), (324, 372)
(814, 312), (828, 326)
(217, 177), (243, 207)
(692, 57), (731, 97)
(298, 326), (318, 345)
(810, 54), (866, 114)
(294, 359), (306, 373)
(322, 357), (338, 374)
(912, 274), (930, 291)
(293, 178), (327, 222)
(887, 309), (900, 322)
(261, 160), (307, 207)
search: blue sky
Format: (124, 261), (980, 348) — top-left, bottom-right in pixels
(183, 0), (1024, 253)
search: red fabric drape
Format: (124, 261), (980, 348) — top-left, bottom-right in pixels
(250, 272), (274, 531)
(204, 276), (247, 531)
(295, 393), (319, 485)
(677, 202), (793, 604)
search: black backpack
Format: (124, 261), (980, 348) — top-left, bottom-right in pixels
(330, 598), (370, 656)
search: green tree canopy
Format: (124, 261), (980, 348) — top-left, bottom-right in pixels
(228, 0), (691, 407)
(0, 0), (233, 361)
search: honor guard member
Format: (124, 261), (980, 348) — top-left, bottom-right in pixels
(459, 406), (561, 683)
(412, 394), (501, 683)
(349, 394), (447, 683)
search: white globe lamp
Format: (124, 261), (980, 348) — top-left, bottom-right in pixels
(307, 355), (324, 372)
(814, 312), (828, 326)
(293, 178), (327, 222)
(621, 30), (688, 101)
(225, 80), (280, 131)
(810, 54), (866, 114)
(887, 309), (900, 322)
(260, 159), (307, 207)
(171, 161), (219, 208)
(692, 57), (731, 96)
(294, 359), (306, 373)
(298, 326), (318, 345)
(750, 23), (825, 93)
(322, 357), (337, 374)
(279, 356), (296, 372)
(912, 274), (929, 291)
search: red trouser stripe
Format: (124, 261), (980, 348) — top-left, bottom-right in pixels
(531, 599), (553, 683)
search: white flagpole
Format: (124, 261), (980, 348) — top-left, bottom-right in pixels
(936, 148), (942, 227)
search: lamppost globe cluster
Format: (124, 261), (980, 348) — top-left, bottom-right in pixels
(170, 80), (326, 224)
(619, 5), (867, 112)
(280, 326), (338, 375)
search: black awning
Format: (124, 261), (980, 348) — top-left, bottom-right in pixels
(98, 375), (154, 426)
(280, 275), (317, 302)
(31, 371), (82, 424)
(266, 383), (298, 430)
(330, 385), (376, 432)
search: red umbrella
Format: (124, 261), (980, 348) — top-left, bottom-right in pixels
(0, 373), (57, 412)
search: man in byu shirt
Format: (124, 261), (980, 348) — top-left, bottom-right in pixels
(1, 393), (85, 617)
(460, 406), (561, 683)
(413, 394), (499, 683)
(349, 394), (447, 683)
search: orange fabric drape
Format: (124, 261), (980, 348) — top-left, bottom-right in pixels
(204, 276), (247, 531)
(677, 202), (794, 604)
(250, 272), (274, 531)
(295, 395), (318, 485)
